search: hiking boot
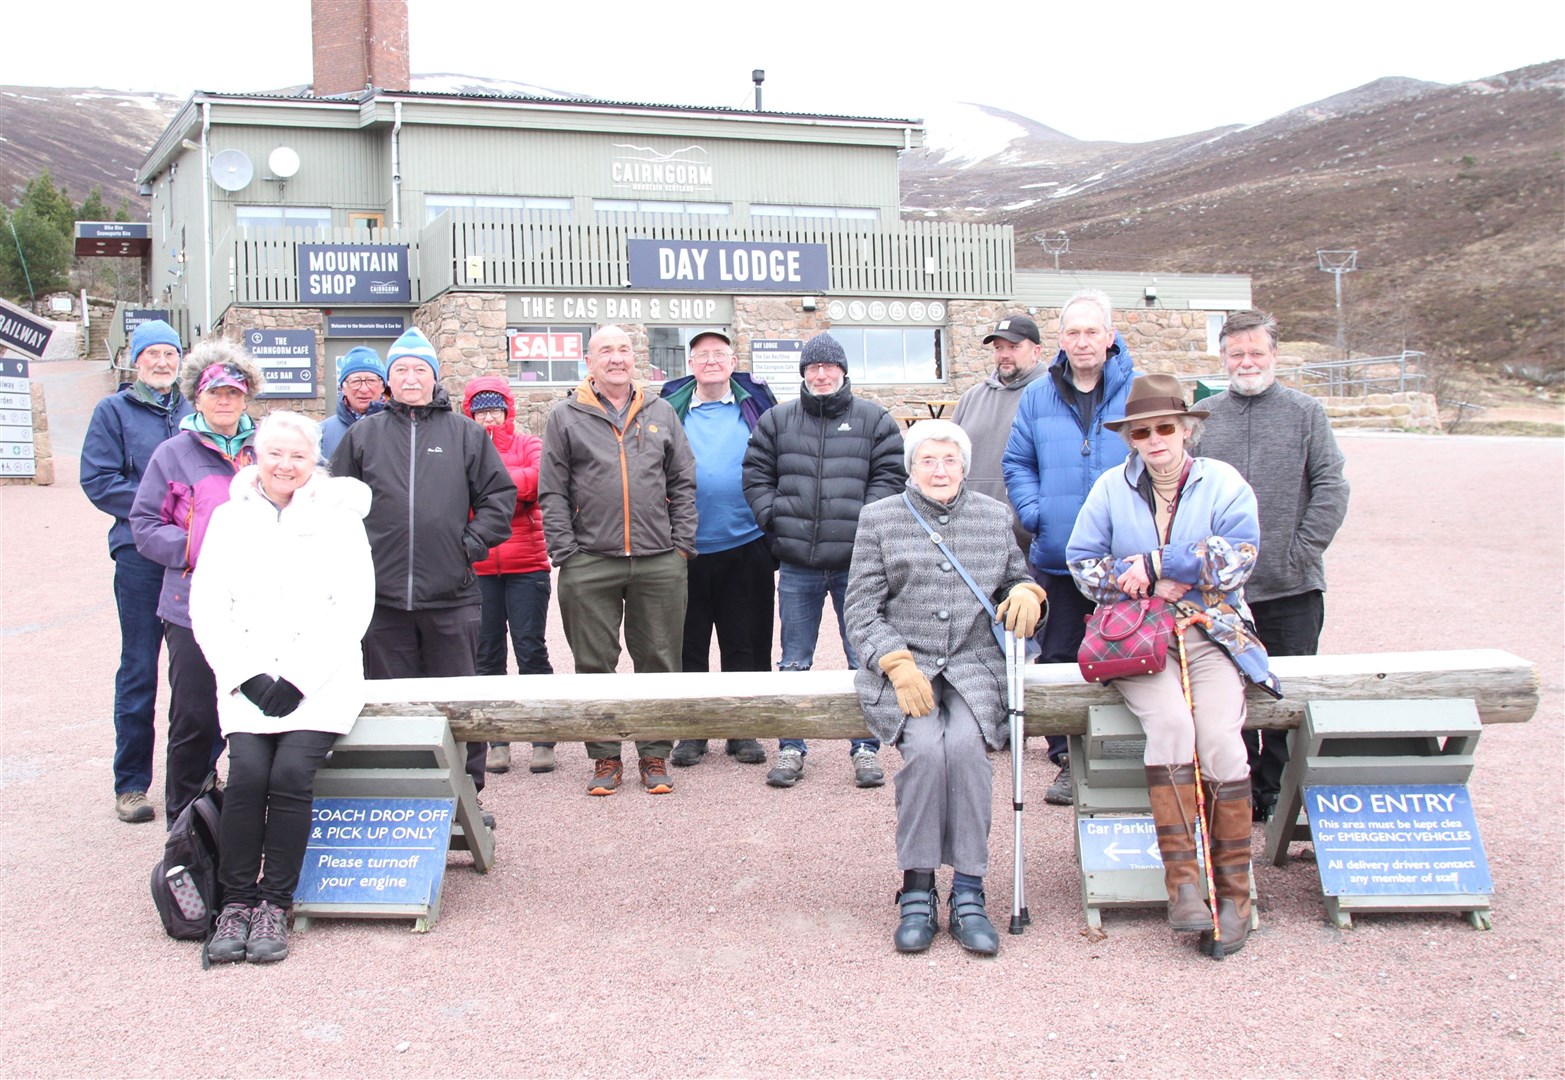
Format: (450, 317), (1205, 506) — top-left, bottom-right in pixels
(246, 901), (289, 963)
(671, 739), (708, 767)
(115, 790), (155, 824)
(949, 889), (1000, 955)
(485, 744), (511, 773)
(766, 748), (805, 788)
(853, 747), (886, 788)
(726, 738), (766, 764)
(1044, 758), (1074, 806)
(588, 757), (623, 796)
(639, 756), (673, 794)
(208, 903), (252, 964)
(529, 744), (556, 773)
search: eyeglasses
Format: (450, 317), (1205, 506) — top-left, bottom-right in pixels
(912, 455), (962, 472)
(343, 376), (383, 389)
(1128, 422), (1180, 442)
(690, 350), (734, 364)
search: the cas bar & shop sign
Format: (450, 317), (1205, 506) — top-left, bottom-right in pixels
(296, 245), (411, 304)
(627, 239), (828, 293)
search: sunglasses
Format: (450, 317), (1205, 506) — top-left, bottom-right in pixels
(1129, 422), (1180, 442)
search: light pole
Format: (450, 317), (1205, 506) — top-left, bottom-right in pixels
(1317, 249), (1357, 365)
(1039, 234), (1068, 271)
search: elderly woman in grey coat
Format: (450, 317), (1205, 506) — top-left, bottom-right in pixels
(845, 420), (1045, 955)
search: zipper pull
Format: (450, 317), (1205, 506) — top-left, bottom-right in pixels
(1080, 437), (1090, 457)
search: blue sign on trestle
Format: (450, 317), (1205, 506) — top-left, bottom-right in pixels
(1306, 784), (1493, 896)
(295, 797), (453, 908)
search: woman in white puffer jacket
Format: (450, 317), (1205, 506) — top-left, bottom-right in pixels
(189, 410), (374, 965)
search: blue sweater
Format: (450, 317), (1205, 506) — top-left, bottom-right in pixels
(685, 397), (764, 554)
(1001, 335), (1136, 575)
(81, 384), (193, 557)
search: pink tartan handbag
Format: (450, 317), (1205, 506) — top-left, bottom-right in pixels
(1077, 597), (1177, 682)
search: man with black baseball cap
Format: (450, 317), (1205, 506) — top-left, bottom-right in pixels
(952, 314), (1049, 556)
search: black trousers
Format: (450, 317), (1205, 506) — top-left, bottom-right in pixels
(681, 536), (776, 674)
(1244, 590), (1325, 801)
(1031, 570), (1093, 765)
(363, 604), (485, 793)
(218, 729), (337, 908)
(163, 621), (226, 822)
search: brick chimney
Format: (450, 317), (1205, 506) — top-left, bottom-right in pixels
(311, 0), (410, 97)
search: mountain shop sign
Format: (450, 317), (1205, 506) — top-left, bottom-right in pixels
(296, 245), (411, 304)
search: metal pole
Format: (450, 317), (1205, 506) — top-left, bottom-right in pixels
(7, 217), (38, 312)
(1007, 628), (1030, 934)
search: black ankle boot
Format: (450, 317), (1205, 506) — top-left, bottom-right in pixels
(948, 888), (1000, 955)
(894, 871), (939, 953)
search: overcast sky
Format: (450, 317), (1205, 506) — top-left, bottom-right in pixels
(9, 0), (1561, 143)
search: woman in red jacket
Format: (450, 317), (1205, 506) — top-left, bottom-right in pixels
(462, 376), (555, 773)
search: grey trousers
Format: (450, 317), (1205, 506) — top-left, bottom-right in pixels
(893, 676), (993, 877)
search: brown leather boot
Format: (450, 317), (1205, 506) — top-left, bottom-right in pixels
(1145, 763), (1213, 932)
(1200, 777), (1254, 958)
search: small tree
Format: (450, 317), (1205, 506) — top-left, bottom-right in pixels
(1, 170), (76, 303)
(76, 186), (114, 223)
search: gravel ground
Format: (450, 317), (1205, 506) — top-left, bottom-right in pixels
(2, 362), (1560, 1078)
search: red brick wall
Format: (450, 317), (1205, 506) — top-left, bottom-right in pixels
(311, 0), (409, 97)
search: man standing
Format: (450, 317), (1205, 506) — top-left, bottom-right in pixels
(743, 332), (905, 789)
(1200, 309), (1350, 820)
(318, 346), (386, 458)
(82, 319), (192, 823)
(952, 314), (1050, 554)
(660, 330), (778, 768)
(1002, 290), (1137, 806)
(330, 327), (516, 810)
(539, 324), (697, 796)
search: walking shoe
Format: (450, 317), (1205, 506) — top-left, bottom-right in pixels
(671, 739), (708, 767)
(246, 901), (289, 963)
(115, 790), (155, 823)
(639, 756), (674, 794)
(1044, 758), (1074, 806)
(894, 881), (940, 953)
(207, 903), (252, 964)
(529, 744), (556, 773)
(726, 738), (767, 764)
(485, 744), (511, 773)
(476, 797), (496, 831)
(766, 748), (805, 788)
(588, 757), (623, 796)
(852, 747), (886, 788)
(949, 889), (1000, 956)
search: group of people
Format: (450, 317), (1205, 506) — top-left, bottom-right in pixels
(83, 290), (1347, 963)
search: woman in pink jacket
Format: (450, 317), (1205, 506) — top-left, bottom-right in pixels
(462, 376), (554, 773)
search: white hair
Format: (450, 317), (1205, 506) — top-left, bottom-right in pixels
(256, 409), (326, 468)
(903, 419), (972, 473)
(1060, 289), (1115, 333)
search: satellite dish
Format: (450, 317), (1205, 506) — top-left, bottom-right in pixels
(210, 149), (254, 192)
(268, 146), (301, 179)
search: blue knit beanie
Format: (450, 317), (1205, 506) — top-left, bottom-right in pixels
(387, 327), (439, 379)
(130, 319), (182, 365)
(799, 332), (847, 375)
(336, 346), (386, 387)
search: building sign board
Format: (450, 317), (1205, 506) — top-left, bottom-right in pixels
(295, 797), (453, 908)
(325, 314), (407, 338)
(0, 300), (54, 360)
(75, 221), (152, 258)
(510, 331), (583, 364)
(296, 244), (411, 304)
(122, 308), (173, 337)
(611, 143), (714, 194)
(628, 240), (829, 293)
(507, 293), (732, 325)
(750, 339), (802, 399)
(1306, 784), (1493, 896)
(248, 328), (318, 399)
(826, 298), (947, 324)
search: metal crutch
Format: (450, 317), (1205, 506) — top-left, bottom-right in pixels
(1006, 627), (1031, 934)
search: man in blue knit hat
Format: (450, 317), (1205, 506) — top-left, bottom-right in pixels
(318, 346), (386, 458)
(82, 319), (193, 823)
(331, 327), (516, 820)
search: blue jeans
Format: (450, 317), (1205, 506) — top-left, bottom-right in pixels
(776, 561), (877, 757)
(112, 548), (166, 795)
(477, 571), (554, 749)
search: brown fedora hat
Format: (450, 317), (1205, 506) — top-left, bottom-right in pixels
(1103, 373), (1209, 431)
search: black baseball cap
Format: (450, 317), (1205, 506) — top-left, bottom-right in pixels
(983, 315), (1041, 345)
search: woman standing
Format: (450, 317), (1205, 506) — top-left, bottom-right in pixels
(129, 341), (264, 822)
(461, 376), (554, 774)
(1066, 374), (1280, 958)
(845, 420), (1044, 955)
(189, 411), (375, 963)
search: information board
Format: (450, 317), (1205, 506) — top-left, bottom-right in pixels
(751, 339), (802, 399)
(295, 797), (453, 908)
(248, 328), (318, 399)
(1, 300), (53, 359)
(122, 308), (172, 337)
(325, 314), (406, 338)
(0, 369), (35, 476)
(1306, 784), (1493, 896)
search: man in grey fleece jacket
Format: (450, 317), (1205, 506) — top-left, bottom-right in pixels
(952, 314), (1050, 555)
(1200, 309), (1350, 819)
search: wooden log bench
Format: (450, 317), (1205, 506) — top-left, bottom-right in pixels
(359, 649), (1538, 742)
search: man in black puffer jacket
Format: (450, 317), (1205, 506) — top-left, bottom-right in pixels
(743, 332), (906, 790)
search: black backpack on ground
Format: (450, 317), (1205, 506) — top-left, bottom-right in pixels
(150, 773), (223, 943)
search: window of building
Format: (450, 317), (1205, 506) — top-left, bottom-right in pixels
(508, 325), (590, 384)
(424, 194), (572, 225)
(648, 326), (727, 382)
(235, 205), (332, 236)
(593, 199), (730, 217)
(829, 327), (944, 383)
(751, 204), (878, 222)
(1206, 313), (1224, 356)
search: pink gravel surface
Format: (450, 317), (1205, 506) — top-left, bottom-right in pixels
(2, 361), (1560, 1078)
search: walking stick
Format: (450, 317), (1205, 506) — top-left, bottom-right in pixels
(1174, 611), (1220, 942)
(1005, 628), (1031, 934)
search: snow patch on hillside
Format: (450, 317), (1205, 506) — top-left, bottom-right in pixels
(922, 102), (1027, 168)
(411, 73), (580, 99)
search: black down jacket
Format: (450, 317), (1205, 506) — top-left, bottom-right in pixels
(742, 378), (906, 570)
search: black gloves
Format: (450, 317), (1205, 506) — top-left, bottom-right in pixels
(258, 678), (305, 718)
(239, 674), (276, 708)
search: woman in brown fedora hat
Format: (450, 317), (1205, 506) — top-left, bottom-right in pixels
(1065, 374), (1280, 958)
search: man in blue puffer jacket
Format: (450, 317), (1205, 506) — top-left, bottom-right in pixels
(1002, 290), (1138, 804)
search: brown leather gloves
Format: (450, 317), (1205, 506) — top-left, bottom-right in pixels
(995, 581), (1046, 638)
(879, 649), (935, 717)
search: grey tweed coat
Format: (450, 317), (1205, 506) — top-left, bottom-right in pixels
(844, 483), (1032, 749)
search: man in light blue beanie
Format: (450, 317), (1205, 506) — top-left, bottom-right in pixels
(387, 327), (440, 381)
(318, 345), (386, 458)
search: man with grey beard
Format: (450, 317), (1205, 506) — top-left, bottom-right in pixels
(1200, 309), (1350, 820)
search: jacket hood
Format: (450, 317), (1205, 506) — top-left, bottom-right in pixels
(229, 464), (372, 519)
(462, 375), (516, 419)
(983, 357), (1050, 393)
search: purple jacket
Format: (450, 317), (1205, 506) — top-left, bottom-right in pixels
(129, 428), (256, 627)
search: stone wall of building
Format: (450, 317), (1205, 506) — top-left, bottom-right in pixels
(217, 306), (330, 423)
